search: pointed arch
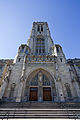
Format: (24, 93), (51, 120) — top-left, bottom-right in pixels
(26, 68), (55, 85)
(25, 67), (56, 84)
(24, 68), (57, 101)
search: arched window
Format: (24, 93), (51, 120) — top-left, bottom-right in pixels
(56, 47), (59, 53)
(65, 83), (72, 97)
(30, 74), (38, 86)
(9, 83), (16, 97)
(20, 46), (24, 53)
(37, 25), (40, 31)
(43, 74), (50, 85)
(41, 25), (43, 31)
(36, 37), (45, 55)
(30, 72), (50, 86)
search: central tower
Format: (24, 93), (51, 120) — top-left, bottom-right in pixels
(27, 22), (54, 55)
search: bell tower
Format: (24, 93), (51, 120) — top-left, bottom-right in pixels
(27, 22), (54, 55)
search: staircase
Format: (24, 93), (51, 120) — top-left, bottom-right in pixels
(0, 102), (80, 119)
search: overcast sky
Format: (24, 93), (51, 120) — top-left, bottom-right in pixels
(0, 0), (80, 59)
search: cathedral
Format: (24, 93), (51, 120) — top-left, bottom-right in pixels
(0, 22), (80, 119)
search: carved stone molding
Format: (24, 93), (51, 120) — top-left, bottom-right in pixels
(56, 76), (61, 82)
(20, 76), (24, 82)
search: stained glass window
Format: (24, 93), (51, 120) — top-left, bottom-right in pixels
(36, 38), (45, 55)
(43, 74), (50, 85)
(30, 74), (38, 85)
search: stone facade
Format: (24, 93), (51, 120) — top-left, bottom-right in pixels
(0, 22), (80, 103)
(0, 59), (13, 86)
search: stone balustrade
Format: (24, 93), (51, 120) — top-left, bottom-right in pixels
(26, 55), (56, 62)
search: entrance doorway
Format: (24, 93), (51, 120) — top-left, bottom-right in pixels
(43, 87), (52, 101)
(29, 87), (38, 101)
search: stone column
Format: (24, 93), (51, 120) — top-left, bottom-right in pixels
(55, 62), (64, 101)
(0, 65), (12, 100)
(56, 77), (65, 102)
(52, 82), (57, 102)
(16, 77), (24, 102)
(70, 70), (80, 97)
(21, 56), (26, 77)
(0, 78), (8, 99)
(74, 80), (80, 97)
(24, 81), (29, 102)
(25, 85), (29, 101)
(16, 56), (26, 102)
(38, 72), (43, 102)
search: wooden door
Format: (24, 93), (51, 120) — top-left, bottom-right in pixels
(29, 87), (38, 101)
(43, 87), (52, 101)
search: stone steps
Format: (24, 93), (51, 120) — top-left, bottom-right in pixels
(0, 108), (80, 119)
(0, 102), (80, 118)
(0, 102), (80, 108)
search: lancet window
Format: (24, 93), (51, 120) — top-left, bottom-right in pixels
(36, 37), (45, 55)
(56, 47), (59, 53)
(37, 25), (40, 31)
(30, 74), (38, 86)
(41, 25), (43, 31)
(30, 72), (50, 86)
(43, 74), (50, 85)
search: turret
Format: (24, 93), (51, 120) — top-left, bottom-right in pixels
(51, 44), (66, 64)
(13, 44), (31, 63)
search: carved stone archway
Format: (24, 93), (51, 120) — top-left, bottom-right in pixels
(24, 68), (57, 102)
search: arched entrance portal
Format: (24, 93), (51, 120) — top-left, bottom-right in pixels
(25, 69), (56, 102)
